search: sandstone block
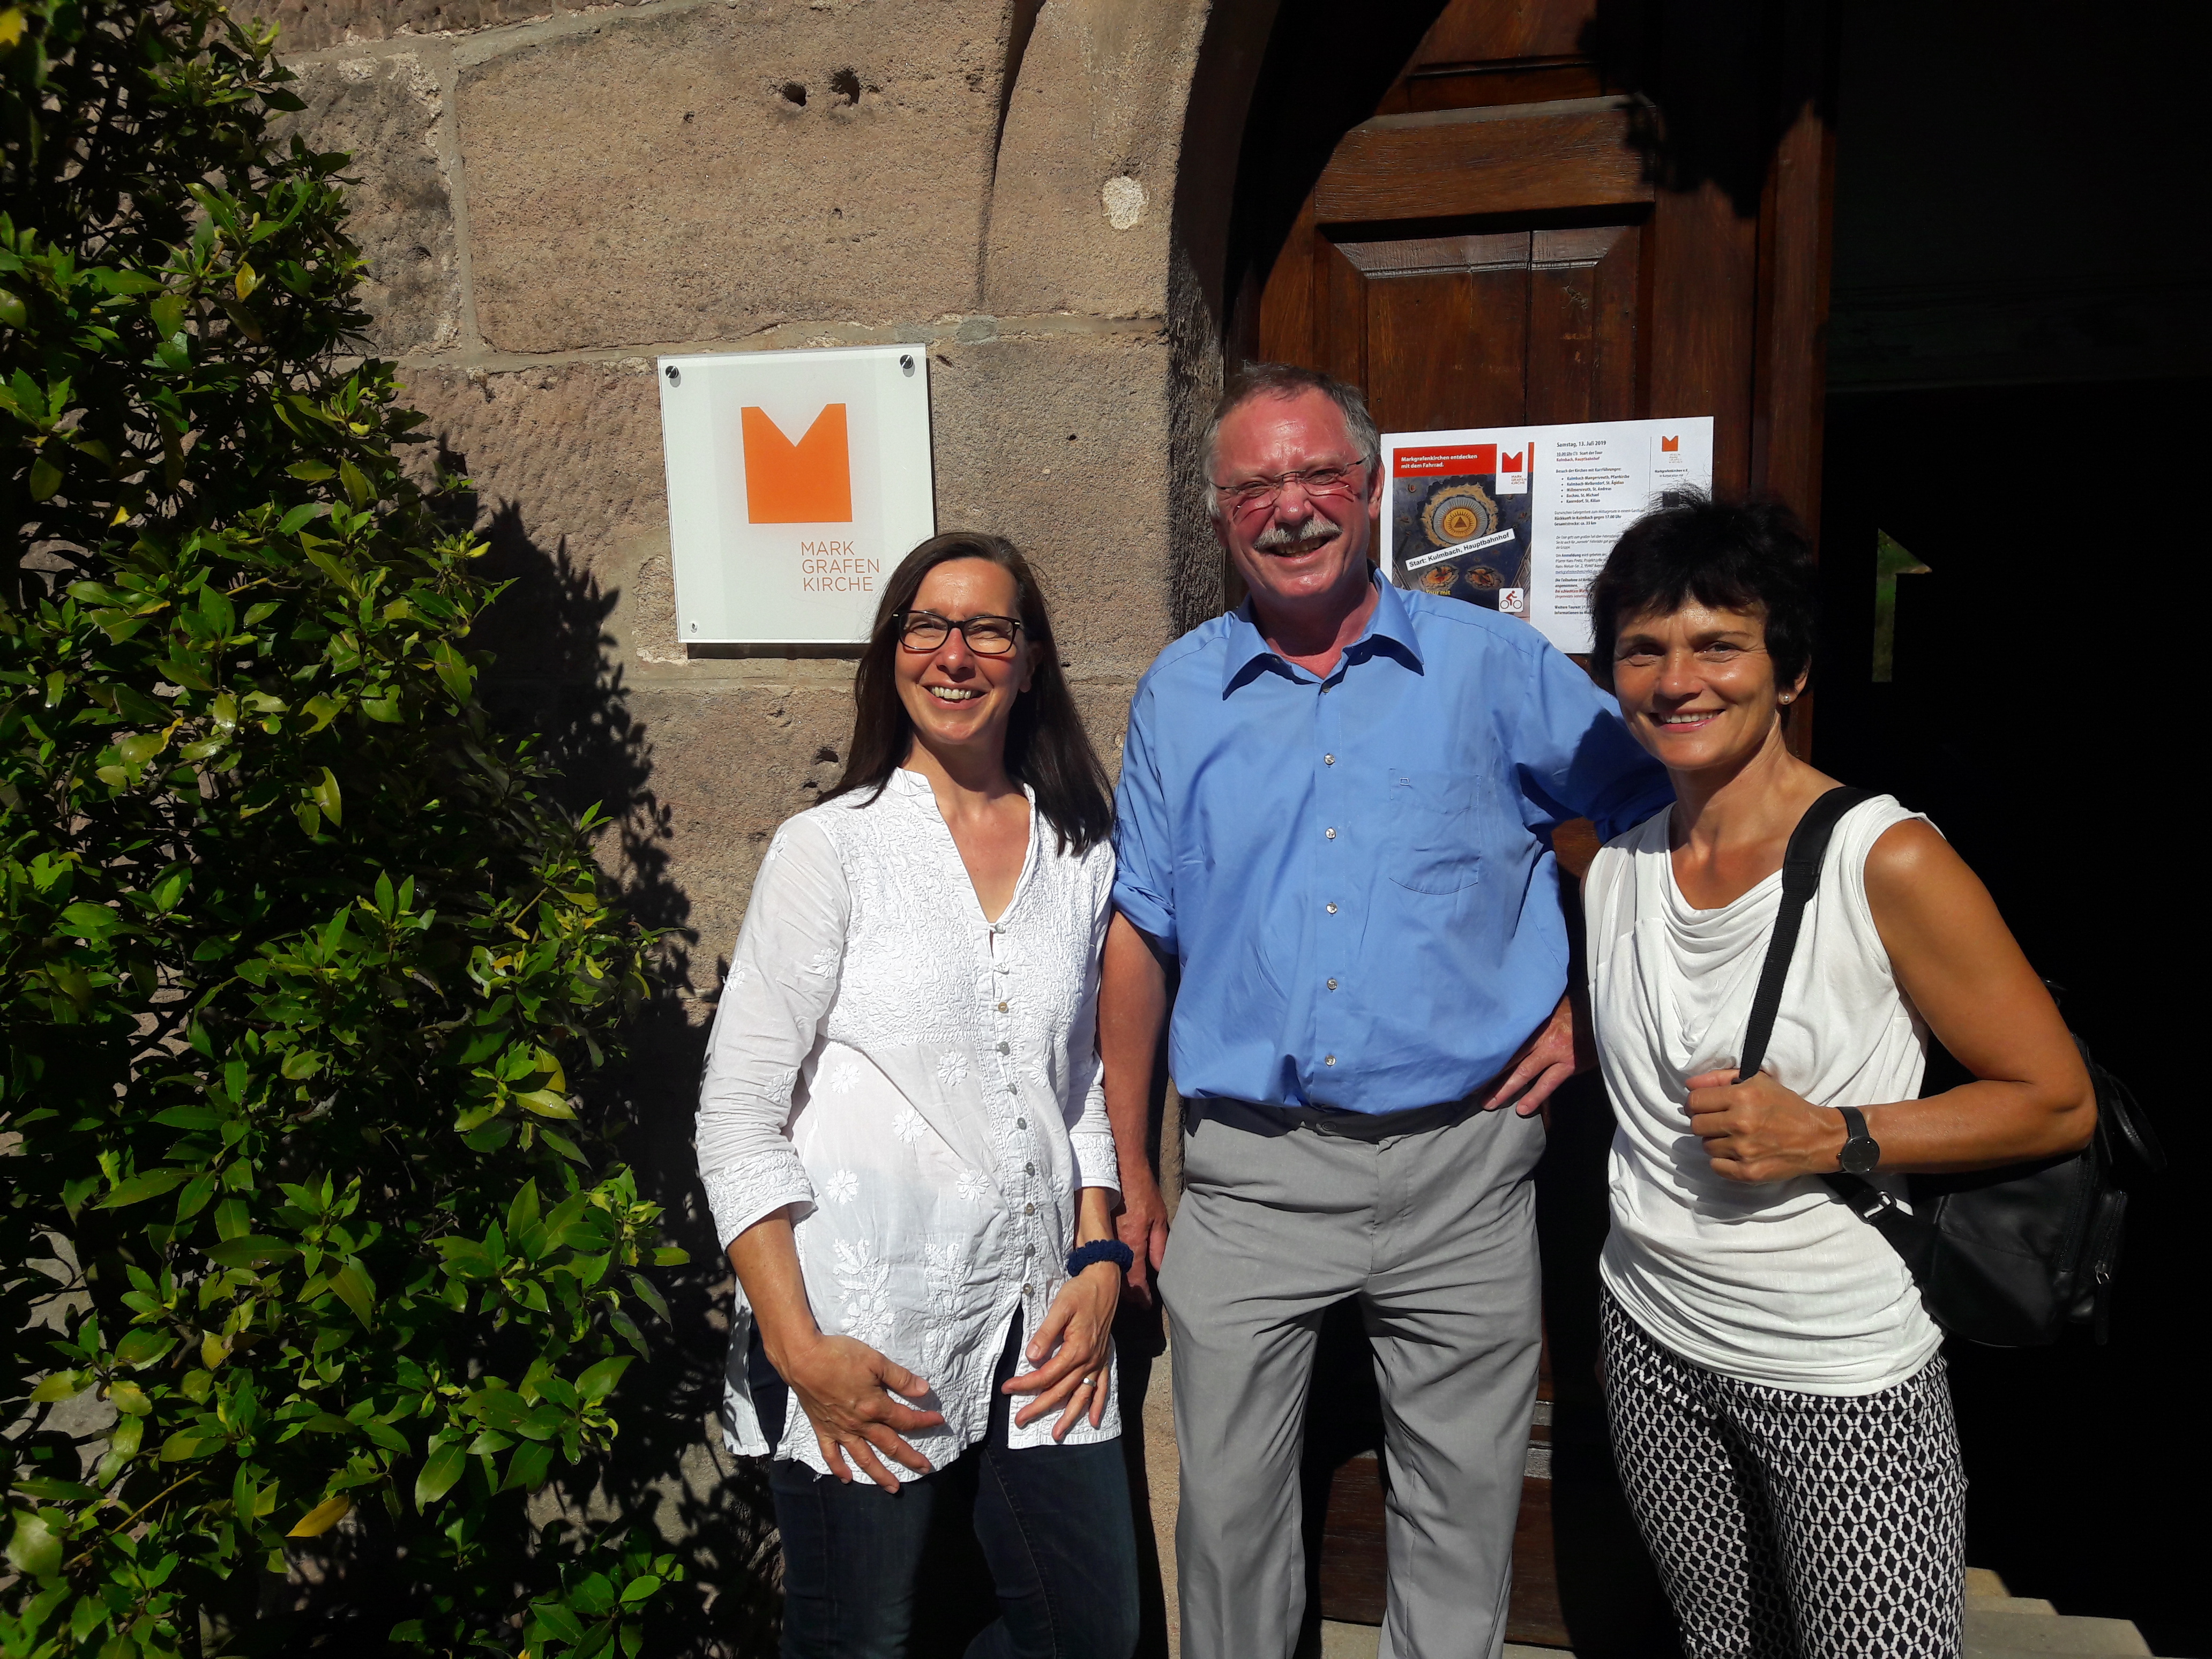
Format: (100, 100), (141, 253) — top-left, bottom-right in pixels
(984, 0), (1209, 319)
(395, 358), (669, 677)
(928, 331), (1182, 681)
(457, 2), (1016, 353)
(272, 0), (640, 54)
(283, 53), (462, 353)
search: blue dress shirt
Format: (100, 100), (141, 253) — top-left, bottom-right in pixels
(1111, 574), (1672, 1115)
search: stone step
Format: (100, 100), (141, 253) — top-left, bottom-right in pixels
(1966, 1609), (2152, 1656)
(1978, 1597), (2061, 1616)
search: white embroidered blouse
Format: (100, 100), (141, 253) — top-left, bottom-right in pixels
(696, 768), (1122, 1476)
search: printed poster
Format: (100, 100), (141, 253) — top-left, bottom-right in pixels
(1379, 417), (1714, 653)
(657, 343), (936, 645)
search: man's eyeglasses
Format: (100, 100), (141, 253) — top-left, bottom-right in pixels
(1211, 460), (1369, 514)
(893, 610), (1023, 657)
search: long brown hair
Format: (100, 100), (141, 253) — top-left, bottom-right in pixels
(819, 532), (1114, 855)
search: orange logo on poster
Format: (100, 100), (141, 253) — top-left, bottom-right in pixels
(1500, 449), (1523, 472)
(742, 403), (854, 524)
(1658, 434), (1679, 453)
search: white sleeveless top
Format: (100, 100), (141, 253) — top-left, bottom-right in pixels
(1586, 794), (1944, 1394)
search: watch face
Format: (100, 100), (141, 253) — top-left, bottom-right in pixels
(1841, 1137), (1881, 1176)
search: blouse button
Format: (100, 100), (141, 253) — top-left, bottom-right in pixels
(1025, 1162), (1036, 1175)
(997, 1042), (1011, 1055)
(997, 1001), (1010, 1013)
(1325, 1055), (1337, 1066)
(1326, 902), (1339, 915)
(1023, 1283), (1034, 1296)
(1024, 1203), (1036, 1216)
(1325, 827), (1336, 840)
(1016, 1118), (1027, 1129)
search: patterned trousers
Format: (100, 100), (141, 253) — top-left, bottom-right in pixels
(1601, 1292), (1966, 1659)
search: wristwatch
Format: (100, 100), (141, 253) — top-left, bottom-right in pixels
(1835, 1105), (1881, 1176)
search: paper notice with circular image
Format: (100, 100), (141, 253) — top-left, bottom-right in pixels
(657, 344), (936, 645)
(1380, 416), (1713, 653)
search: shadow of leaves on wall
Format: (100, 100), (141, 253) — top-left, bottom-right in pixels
(434, 451), (784, 1658)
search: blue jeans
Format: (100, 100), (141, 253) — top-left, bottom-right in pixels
(758, 1317), (1139, 1659)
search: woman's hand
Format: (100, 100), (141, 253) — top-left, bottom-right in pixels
(778, 1331), (947, 1492)
(1004, 1262), (1120, 1440)
(1685, 1068), (1845, 1182)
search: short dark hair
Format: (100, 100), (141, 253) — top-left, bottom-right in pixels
(1201, 363), (1380, 513)
(820, 531), (1114, 855)
(1588, 491), (1818, 694)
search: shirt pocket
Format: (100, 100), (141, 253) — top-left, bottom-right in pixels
(1384, 768), (1484, 895)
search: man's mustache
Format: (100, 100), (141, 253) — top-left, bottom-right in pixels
(1252, 519), (1341, 552)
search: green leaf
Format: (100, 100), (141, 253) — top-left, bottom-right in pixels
(114, 1328), (178, 1369)
(619, 1574), (663, 1605)
(98, 1169), (188, 1208)
(515, 1089), (575, 1119)
(6, 1509), (63, 1580)
(414, 1441), (467, 1508)
(502, 1440), (556, 1492)
(29, 1370), (91, 1403)
(576, 1356), (632, 1404)
(310, 766), (343, 826)
(338, 458), (371, 507)
(204, 1235), (298, 1268)
(331, 1260), (376, 1326)
(287, 1493), (350, 1537)
(287, 460), (335, 481)
(29, 453), (62, 500)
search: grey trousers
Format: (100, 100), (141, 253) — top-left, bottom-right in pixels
(1157, 1097), (1546, 1659)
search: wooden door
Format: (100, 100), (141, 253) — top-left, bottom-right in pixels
(1239, 0), (1834, 1646)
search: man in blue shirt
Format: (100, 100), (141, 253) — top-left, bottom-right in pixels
(1101, 365), (1670, 1659)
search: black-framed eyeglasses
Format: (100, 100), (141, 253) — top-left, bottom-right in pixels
(1210, 460), (1369, 514)
(893, 610), (1023, 656)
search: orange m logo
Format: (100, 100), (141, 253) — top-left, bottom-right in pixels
(742, 403), (853, 524)
(1659, 435), (1680, 453)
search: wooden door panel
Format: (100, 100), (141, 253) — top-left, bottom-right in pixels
(1526, 226), (1640, 424)
(1314, 99), (1653, 222)
(1368, 268), (1530, 432)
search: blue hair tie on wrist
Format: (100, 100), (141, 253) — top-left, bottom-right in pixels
(1065, 1239), (1134, 1278)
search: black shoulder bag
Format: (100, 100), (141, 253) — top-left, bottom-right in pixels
(1735, 787), (2165, 1346)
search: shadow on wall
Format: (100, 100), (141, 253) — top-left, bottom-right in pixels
(431, 454), (785, 1656)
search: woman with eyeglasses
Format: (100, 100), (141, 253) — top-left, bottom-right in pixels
(696, 532), (1139, 1658)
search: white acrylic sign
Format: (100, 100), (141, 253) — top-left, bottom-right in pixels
(657, 343), (936, 645)
(1379, 416), (1715, 653)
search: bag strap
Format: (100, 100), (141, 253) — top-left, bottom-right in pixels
(1733, 785), (1871, 1083)
(1729, 787), (1933, 1277)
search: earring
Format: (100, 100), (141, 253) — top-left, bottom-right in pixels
(1779, 693), (1795, 704)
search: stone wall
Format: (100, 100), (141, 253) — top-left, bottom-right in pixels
(276, 2), (1243, 1645)
(282, 0), (1235, 970)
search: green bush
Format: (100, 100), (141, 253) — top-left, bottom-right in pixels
(0, 3), (685, 1654)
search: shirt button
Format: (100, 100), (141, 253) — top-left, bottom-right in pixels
(1325, 827), (1336, 840)
(1325, 1055), (1337, 1066)
(1025, 1162), (1036, 1175)
(1025, 1203), (1036, 1215)
(1023, 1283), (1034, 1295)
(1007, 1085), (1018, 1094)
(1324, 753), (1335, 765)
(1016, 1117), (1027, 1129)
(997, 1001), (1009, 1013)
(1327, 978), (1339, 990)
(1326, 902), (1338, 915)
(997, 1042), (1011, 1055)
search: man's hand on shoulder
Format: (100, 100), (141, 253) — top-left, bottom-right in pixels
(1479, 990), (1592, 1124)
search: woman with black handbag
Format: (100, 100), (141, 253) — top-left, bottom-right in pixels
(1581, 494), (2094, 1659)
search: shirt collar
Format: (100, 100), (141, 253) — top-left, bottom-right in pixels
(1220, 569), (1425, 696)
